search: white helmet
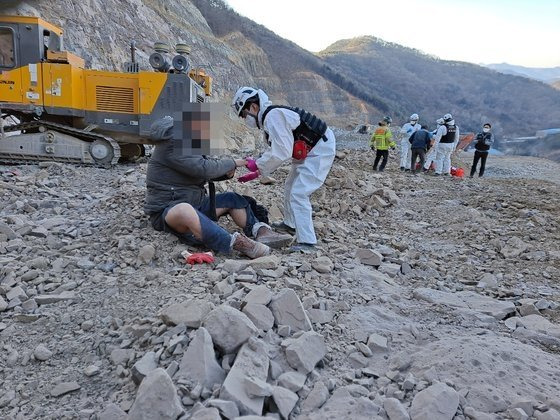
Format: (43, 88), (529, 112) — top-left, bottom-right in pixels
(410, 113), (419, 121)
(443, 113), (453, 123)
(436, 118), (444, 125)
(232, 86), (259, 116)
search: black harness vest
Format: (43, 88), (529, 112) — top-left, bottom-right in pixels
(440, 124), (457, 143)
(261, 105), (328, 148)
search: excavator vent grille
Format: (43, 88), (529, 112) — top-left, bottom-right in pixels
(96, 86), (134, 113)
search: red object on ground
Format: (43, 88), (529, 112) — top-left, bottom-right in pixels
(238, 171), (260, 183)
(456, 168), (465, 177)
(182, 251), (215, 265)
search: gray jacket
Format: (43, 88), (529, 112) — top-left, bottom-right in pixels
(144, 140), (236, 214)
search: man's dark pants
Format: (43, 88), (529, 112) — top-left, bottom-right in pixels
(373, 150), (389, 171)
(471, 151), (489, 177)
(410, 148), (426, 173)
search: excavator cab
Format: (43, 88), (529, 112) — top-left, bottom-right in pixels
(0, 15), (213, 166)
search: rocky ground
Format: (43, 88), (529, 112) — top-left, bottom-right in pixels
(1, 146), (560, 420)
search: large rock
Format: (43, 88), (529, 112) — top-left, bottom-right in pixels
(277, 371), (307, 392)
(33, 344), (53, 361)
(131, 351), (158, 385)
(517, 314), (560, 338)
(159, 299), (214, 328)
(269, 288), (312, 332)
(97, 403), (127, 420)
(190, 407), (221, 420)
(220, 338), (270, 416)
(410, 382), (459, 420)
(298, 386), (380, 420)
(413, 288), (515, 320)
(272, 386), (299, 419)
(301, 381), (330, 413)
(203, 305), (258, 354)
(285, 331), (326, 374)
(207, 399), (240, 419)
(223, 255), (280, 274)
(177, 327), (225, 388)
(384, 398), (410, 420)
(242, 303), (274, 331)
(128, 368), (183, 420)
(355, 249), (383, 266)
(243, 285), (273, 306)
(312, 256), (334, 274)
(50, 381), (81, 397)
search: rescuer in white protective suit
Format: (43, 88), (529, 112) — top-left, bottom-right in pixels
(399, 113), (420, 170)
(423, 118), (444, 171)
(232, 87), (336, 252)
(433, 113), (460, 176)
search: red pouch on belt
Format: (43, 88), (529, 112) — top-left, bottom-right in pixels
(292, 139), (308, 160)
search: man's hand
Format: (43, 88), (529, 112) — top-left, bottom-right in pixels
(235, 158), (247, 168)
(226, 168), (236, 179)
(238, 171), (260, 183)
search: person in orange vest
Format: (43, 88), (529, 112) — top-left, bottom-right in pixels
(370, 117), (396, 172)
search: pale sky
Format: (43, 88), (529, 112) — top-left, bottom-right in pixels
(225, 0), (560, 68)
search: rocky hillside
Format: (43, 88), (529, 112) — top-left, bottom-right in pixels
(319, 37), (560, 136)
(1, 0), (379, 128)
(1, 152), (560, 419)
(4, 1), (559, 136)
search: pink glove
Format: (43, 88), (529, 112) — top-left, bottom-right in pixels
(238, 171), (260, 183)
(246, 158), (258, 172)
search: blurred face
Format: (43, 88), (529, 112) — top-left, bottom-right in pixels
(241, 103), (258, 119)
(483, 125), (491, 133)
(241, 103), (259, 129)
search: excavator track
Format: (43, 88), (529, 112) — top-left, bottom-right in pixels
(0, 121), (121, 167)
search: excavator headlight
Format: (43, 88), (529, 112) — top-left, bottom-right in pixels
(149, 52), (170, 72)
(172, 55), (189, 73)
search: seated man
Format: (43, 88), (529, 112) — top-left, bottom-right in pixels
(144, 116), (292, 259)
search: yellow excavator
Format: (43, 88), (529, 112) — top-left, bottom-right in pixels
(0, 15), (212, 165)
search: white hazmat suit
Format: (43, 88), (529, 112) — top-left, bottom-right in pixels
(255, 103), (336, 245)
(433, 121), (460, 175)
(399, 122), (420, 169)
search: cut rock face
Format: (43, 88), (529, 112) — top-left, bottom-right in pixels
(269, 288), (313, 332)
(177, 327), (225, 389)
(202, 305), (258, 354)
(127, 368), (183, 420)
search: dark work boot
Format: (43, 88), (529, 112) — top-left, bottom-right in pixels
(271, 221), (296, 235)
(255, 226), (293, 249)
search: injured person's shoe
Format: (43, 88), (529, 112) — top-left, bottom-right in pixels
(256, 226), (293, 249)
(270, 221), (296, 235)
(232, 232), (271, 259)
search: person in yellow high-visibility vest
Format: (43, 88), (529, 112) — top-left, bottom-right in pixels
(370, 117), (396, 172)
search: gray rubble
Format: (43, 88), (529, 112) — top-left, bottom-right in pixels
(1, 152), (560, 419)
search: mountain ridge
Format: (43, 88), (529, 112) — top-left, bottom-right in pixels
(484, 63), (560, 83)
